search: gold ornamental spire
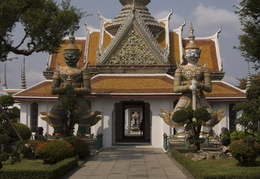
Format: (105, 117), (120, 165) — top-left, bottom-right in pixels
(64, 30), (79, 51)
(185, 23), (200, 50)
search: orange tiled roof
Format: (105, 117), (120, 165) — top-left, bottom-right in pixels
(91, 75), (174, 94)
(205, 81), (246, 98)
(47, 31), (220, 73)
(14, 75), (246, 100)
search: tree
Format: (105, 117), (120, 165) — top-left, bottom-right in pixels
(233, 85), (260, 134)
(236, 72), (260, 89)
(0, 0), (85, 61)
(0, 95), (22, 140)
(234, 0), (260, 69)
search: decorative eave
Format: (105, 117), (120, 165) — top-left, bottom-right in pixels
(85, 22), (101, 64)
(172, 21), (186, 64)
(157, 10), (173, 60)
(96, 12), (112, 58)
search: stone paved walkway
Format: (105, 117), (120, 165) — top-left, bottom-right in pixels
(62, 147), (188, 179)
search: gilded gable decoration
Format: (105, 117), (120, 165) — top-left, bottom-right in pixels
(107, 26), (159, 65)
(98, 6), (168, 66)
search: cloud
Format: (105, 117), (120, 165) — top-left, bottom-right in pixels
(190, 4), (240, 37)
(153, 4), (241, 38)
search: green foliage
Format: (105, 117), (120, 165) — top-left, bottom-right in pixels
(0, 95), (14, 108)
(0, 157), (78, 179)
(0, 134), (10, 144)
(236, 73), (260, 90)
(172, 109), (193, 123)
(14, 140), (30, 159)
(63, 136), (90, 159)
(0, 152), (9, 162)
(0, 0), (85, 61)
(194, 108), (211, 122)
(229, 139), (258, 167)
(27, 140), (46, 154)
(171, 149), (207, 179)
(235, 0), (260, 69)
(35, 140), (74, 164)
(230, 130), (245, 142)
(233, 86), (260, 133)
(8, 123), (32, 140)
(171, 148), (260, 179)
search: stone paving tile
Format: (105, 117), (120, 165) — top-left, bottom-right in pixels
(62, 147), (188, 179)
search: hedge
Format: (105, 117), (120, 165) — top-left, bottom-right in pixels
(0, 157), (78, 179)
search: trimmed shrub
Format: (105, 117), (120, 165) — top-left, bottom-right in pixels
(27, 140), (46, 150)
(8, 123), (32, 140)
(229, 139), (258, 167)
(63, 136), (90, 159)
(35, 140), (74, 164)
(230, 131), (245, 142)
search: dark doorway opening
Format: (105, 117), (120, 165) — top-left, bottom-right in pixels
(114, 101), (151, 144)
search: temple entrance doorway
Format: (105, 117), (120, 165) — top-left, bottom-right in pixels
(114, 101), (151, 144)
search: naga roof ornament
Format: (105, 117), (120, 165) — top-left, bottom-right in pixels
(105, 0), (164, 36)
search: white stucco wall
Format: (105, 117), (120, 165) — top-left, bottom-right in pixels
(19, 96), (242, 148)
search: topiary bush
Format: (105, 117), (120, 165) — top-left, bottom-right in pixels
(229, 139), (258, 167)
(193, 108), (211, 122)
(35, 140), (74, 164)
(8, 123), (32, 140)
(63, 136), (90, 159)
(172, 109), (193, 123)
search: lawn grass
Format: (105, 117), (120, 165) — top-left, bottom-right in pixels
(197, 157), (260, 176)
(2, 159), (55, 171)
(171, 149), (260, 179)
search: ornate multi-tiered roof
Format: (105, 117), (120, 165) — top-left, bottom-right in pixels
(105, 0), (164, 36)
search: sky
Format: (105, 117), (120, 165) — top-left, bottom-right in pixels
(0, 0), (254, 89)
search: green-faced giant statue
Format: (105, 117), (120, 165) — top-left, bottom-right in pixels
(41, 33), (102, 136)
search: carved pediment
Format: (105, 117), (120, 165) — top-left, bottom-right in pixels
(104, 26), (161, 65)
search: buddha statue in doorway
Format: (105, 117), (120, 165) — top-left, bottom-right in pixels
(41, 31), (102, 137)
(160, 24), (225, 138)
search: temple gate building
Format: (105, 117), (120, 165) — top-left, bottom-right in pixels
(14, 0), (246, 148)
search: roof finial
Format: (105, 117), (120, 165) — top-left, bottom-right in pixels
(20, 57), (27, 89)
(2, 61), (8, 89)
(64, 29), (79, 51)
(185, 23), (199, 50)
(189, 23), (195, 43)
(246, 62), (251, 90)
